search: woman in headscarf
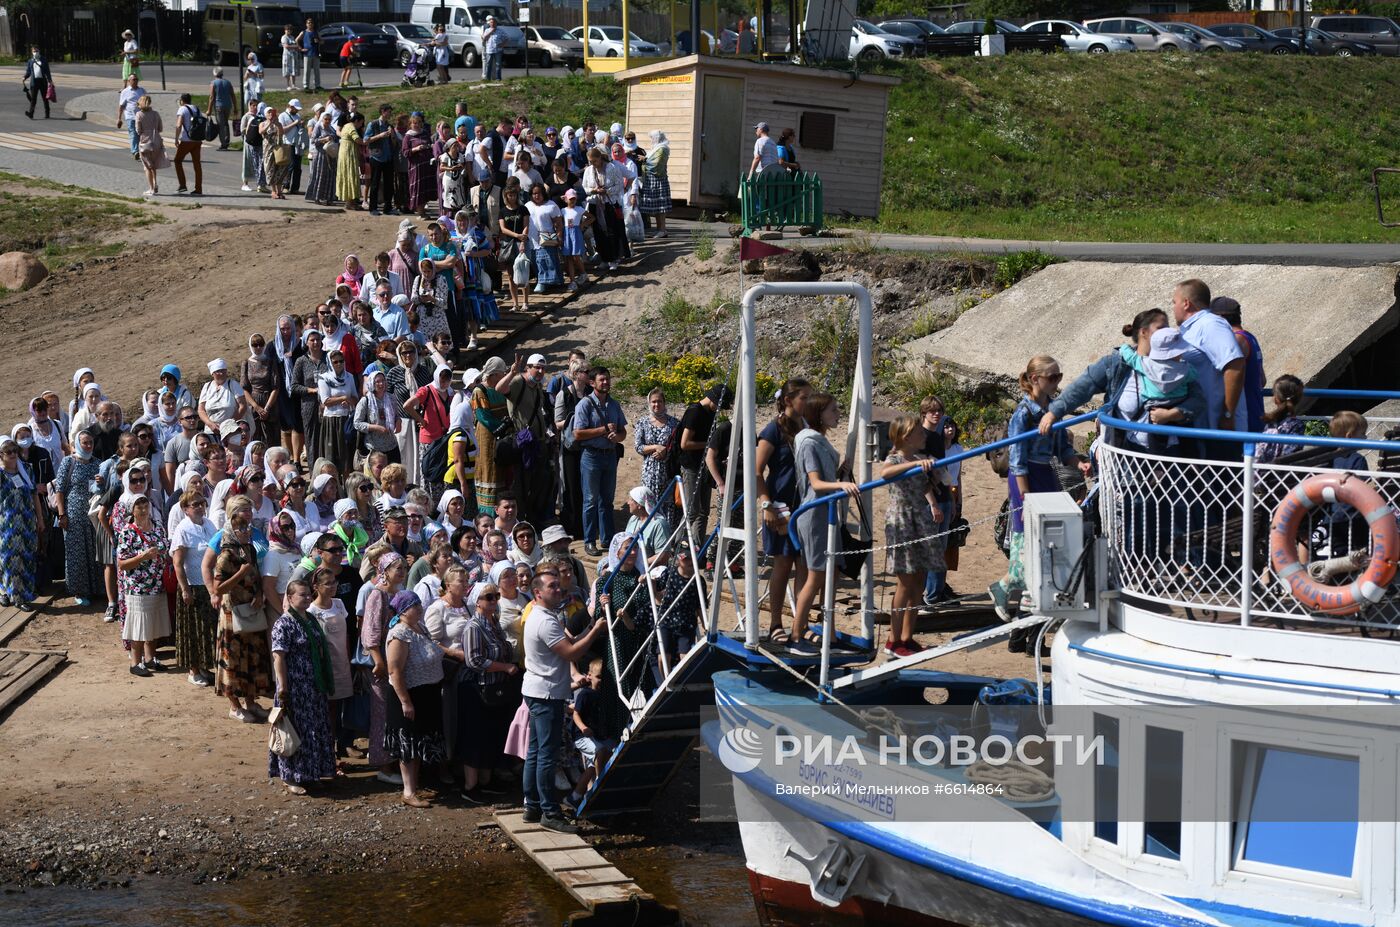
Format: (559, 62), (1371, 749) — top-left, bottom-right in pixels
(261, 104), (291, 200)
(582, 146), (626, 271)
(337, 253), (366, 296)
(388, 224), (422, 291)
(456, 577), (518, 803)
(328, 497), (369, 571)
(343, 472), (381, 547)
(199, 358), (248, 431)
(304, 108), (339, 206)
(0, 435), (42, 612)
(594, 533), (653, 738)
(243, 51), (265, 104)
(438, 138), (470, 215)
(403, 112), (436, 218)
(209, 464), (272, 535)
(291, 328), (329, 467)
(402, 364), (455, 498)
(640, 130), (671, 239)
(279, 471), (316, 540)
(310, 470), (339, 527)
(354, 369), (401, 466)
(270, 577), (338, 794)
(471, 355), (520, 517)
(384, 587), (446, 807)
(490, 558), (531, 663)
(54, 430), (104, 607)
(208, 495), (272, 723)
(270, 315), (305, 463)
(508, 522), (541, 569)
(115, 487), (170, 677)
(240, 100), (267, 193)
(69, 381), (103, 448)
(14, 422), (58, 589)
(69, 367), (96, 422)
(316, 350), (359, 477)
(28, 395), (68, 476)
(171, 488), (217, 686)
(436, 488), (470, 539)
(240, 333), (280, 447)
(362, 550), (408, 784)
(152, 388), (181, 453)
(336, 112), (366, 209)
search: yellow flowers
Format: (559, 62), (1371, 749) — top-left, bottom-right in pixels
(628, 352), (776, 405)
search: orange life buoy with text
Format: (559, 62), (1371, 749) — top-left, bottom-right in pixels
(1268, 472), (1398, 616)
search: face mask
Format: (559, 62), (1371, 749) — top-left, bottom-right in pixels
(16, 437), (33, 450)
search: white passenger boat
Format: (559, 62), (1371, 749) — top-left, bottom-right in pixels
(701, 282), (1400, 927)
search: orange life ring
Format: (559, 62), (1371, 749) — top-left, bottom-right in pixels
(1268, 473), (1398, 616)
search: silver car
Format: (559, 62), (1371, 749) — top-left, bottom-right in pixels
(379, 21), (435, 68)
(1161, 22), (1245, 52)
(1084, 17), (1202, 51)
(849, 19), (919, 62)
(1022, 20), (1135, 53)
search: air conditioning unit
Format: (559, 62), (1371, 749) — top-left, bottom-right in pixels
(1023, 492), (1090, 618)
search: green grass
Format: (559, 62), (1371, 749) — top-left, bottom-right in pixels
(870, 54), (1400, 243)
(0, 185), (161, 270)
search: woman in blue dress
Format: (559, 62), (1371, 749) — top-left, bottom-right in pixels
(54, 431), (105, 607)
(269, 578), (337, 795)
(0, 435), (41, 610)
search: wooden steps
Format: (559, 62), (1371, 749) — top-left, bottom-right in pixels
(0, 648), (67, 718)
(0, 594), (53, 646)
(492, 810), (679, 926)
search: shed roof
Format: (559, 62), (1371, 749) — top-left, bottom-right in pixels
(613, 53), (902, 88)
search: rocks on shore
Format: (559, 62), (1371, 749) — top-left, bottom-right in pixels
(0, 252), (49, 292)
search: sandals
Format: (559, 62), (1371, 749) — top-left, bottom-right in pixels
(401, 794), (431, 809)
(765, 627), (791, 644)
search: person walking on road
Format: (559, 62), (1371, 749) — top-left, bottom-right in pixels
(432, 24), (452, 85)
(121, 29), (141, 82)
(134, 95), (171, 198)
(117, 73), (145, 160)
(174, 93), (203, 197)
(23, 46), (52, 120)
(206, 67), (235, 150)
(280, 24), (301, 92)
(298, 18), (323, 93)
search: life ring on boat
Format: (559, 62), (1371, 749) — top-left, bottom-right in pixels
(1268, 472), (1399, 616)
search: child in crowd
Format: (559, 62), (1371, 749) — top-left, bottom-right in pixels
(560, 189), (592, 290)
(653, 548), (701, 681)
(1119, 328), (1194, 454)
(929, 417), (965, 602)
(1257, 374), (1305, 464)
(566, 658), (616, 811)
(1319, 410), (1370, 558)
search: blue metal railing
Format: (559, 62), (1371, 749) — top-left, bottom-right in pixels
(1095, 413), (1400, 453)
(602, 474), (681, 595)
(786, 410), (1102, 552)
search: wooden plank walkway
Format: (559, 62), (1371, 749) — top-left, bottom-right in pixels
(492, 810), (680, 926)
(0, 648), (67, 718)
(0, 594), (53, 646)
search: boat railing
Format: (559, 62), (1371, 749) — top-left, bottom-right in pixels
(1096, 403), (1400, 633)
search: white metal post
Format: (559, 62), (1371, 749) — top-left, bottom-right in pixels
(819, 503), (838, 692)
(1239, 444), (1255, 628)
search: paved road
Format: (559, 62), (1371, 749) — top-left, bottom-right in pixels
(0, 60), (568, 209)
(42, 60), (570, 93)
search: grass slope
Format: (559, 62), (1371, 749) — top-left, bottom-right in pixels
(0, 172), (160, 270)
(877, 54), (1400, 242)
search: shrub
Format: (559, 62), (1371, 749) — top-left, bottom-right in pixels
(605, 352), (777, 406)
(993, 249), (1058, 289)
(693, 226), (716, 261)
(886, 361), (1014, 442)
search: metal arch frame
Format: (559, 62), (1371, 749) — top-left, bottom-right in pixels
(704, 282), (876, 661)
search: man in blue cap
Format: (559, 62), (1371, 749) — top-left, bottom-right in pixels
(159, 364), (193, 411)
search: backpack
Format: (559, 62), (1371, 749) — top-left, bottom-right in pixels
(184, 105), (209, 144)
(245, 117), (261, 147)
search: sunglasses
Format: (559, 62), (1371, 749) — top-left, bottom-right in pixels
(319, 545), (346, 555)
(249, 474), (265, 483)
(180, 415), (198, 423)
(289, 481), (307, 489)
(478, 593), (500, 601)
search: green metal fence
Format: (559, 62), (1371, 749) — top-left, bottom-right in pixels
(739, 171), (823, 234)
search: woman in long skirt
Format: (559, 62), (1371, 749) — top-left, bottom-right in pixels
(470, 358), (512, 517)
(54, 434), (104, 606)
(304, 111), (338, 205)
(384, 590), (445, 807)
(240, 101), (266, 192)
(269, 580), (337, 795)
(402, 113), (436, 217)
(0, 436), (40, 610)
(362, 552), (408, 783)
(210, 501), (272, 723)
(336, 113), (365, 209)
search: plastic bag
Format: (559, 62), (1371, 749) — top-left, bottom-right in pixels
(623, 198), (645, 243)
(512, 250), (531, 286)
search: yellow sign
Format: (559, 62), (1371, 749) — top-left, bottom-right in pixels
(640, 74), (694, 85)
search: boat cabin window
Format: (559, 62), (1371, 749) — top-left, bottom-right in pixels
(1143, 726), (1183, 860)
(1093, 713), (1119, 844)
(1231, 743), (1359, 880)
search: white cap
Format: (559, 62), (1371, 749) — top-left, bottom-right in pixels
(527, 353), (546, 366)
(462, 367), (483, 386)
(287, 98), (302, 110)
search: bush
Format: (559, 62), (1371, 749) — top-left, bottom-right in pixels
(887, 361), (1014, 442)
(604, 351), (777, 406)
(693, 226), (716, 261)
(993, 249), (1058, 289)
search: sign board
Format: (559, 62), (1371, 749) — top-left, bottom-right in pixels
(641, 74), (693, 84)
(518, 6), (530, 20)
(73, 9), (95, 18)
(228, 0), (251, 5)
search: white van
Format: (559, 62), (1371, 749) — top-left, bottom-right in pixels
(410, 0), (527, 68)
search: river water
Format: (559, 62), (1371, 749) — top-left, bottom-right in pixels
(2, 842), (757, 926)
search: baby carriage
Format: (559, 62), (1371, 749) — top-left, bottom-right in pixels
(401, 46), (433, 88)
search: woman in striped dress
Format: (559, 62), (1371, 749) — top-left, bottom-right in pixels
(639, 130), (672, 239)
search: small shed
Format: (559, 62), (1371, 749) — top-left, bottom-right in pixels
(614, 55), (899, 220)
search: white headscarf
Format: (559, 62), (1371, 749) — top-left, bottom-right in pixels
(366, 370), (398, 431)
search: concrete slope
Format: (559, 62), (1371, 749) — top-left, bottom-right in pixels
(903, 261), (1400, 390)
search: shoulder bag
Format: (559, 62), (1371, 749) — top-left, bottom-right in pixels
(268, 706), (301, 757)
(230, 600), (268, 633)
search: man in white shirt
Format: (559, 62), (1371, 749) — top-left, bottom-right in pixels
(279, 99), (306, 194)
(1172, 278), (1244, 458)
(748, 121), (781, 178)
(173, 92), (204, 196)
(362, 251), (404, 299)
(116, 74), (145, 160)
(374, 291), (412, 342)
(521, 572), (604, 832)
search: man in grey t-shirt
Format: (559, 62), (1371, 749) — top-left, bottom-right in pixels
(521, 572), (604, 832)
(161, 406), (203, 493)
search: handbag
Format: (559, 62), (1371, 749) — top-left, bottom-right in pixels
(538, 231), (560, 248)
(837, 493), (873, 582)
(230, 600), (269, 633)
(322, 136), (340, 160)
(44, 81), (57, 104)
(273, 143), (291, 166)
(478, 678), (512, 706)
(267, 706), (301, 757)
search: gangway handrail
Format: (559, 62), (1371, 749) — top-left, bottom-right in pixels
(1095, 413), (1400, 453)
(786, 409), (1102, 551)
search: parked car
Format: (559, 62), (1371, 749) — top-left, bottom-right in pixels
(379, 21), (435, 68)
(318, 22), (400, 66)
(945, 19), (1023, 34)
(1206, 22), (1297, 54)
(1022, 20), (1135, 53)
(568, 25), (663, 57)
(877, 18), (948, 52)
(849, 19), (921, 61)
(202, 2), (303, 67)
(1310, 14), (1400, 55)
(409, 0), (526, 69)
(1161, 22), (1244, 52)
(1084, 18), (1201, 51)
(524, 25), (583, 68)
(1273, 27), (1377, 56)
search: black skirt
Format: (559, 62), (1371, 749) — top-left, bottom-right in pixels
(454, 674), (518, 769)
(383, 682), (446, 762)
